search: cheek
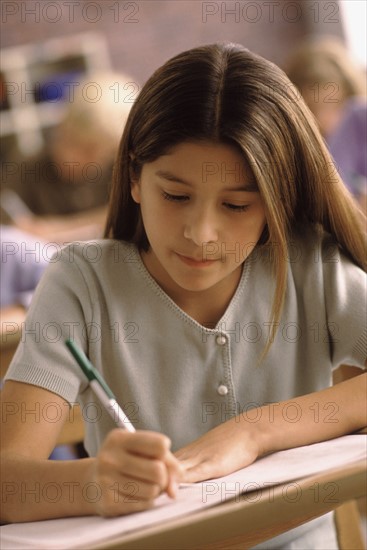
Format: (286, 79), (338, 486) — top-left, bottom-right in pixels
(140, 197), (176, 234)
(230, 216), (266, 250)
(252, 205), (267, 230)
(257, 212), (267, 233)
(241, 210), (266, 235)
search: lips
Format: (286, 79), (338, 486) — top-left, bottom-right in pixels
(175, 252), (219, 267)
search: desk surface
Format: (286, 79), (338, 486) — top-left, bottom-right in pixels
(92, 459), (366, 550)
(0, 439), (365, 550)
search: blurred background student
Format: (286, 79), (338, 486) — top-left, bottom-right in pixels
(0, 224), (78, 459)
(1, 71), (134, 243)
(0, 225), (48, 323)
(284, 36), (367, 215)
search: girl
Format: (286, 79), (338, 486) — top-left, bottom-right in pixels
(1, 43), (366, 549)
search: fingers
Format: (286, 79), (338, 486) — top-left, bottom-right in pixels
(93, 429), (182, 516)
(118, 429), (172, 458)
(103, 429), (182, 491)
(99, 446), (169, 490)
(164, 450), (184, 498)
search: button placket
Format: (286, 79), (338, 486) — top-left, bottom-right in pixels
(215, 332), (230, 397)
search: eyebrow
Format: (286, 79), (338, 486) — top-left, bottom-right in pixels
(155, 170), (259, 192)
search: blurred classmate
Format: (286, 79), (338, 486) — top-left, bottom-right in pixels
(0, 225), (48, 319)
(1, 71), (135, 243)
(0, 224), (79, 460)
(284, 36), (367, 212)
(328, 99), (367, 215)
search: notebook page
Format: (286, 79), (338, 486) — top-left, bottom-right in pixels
(1, 435), (365, 550)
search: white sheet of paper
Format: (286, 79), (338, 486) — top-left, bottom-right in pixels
(1, 435), (366, 550)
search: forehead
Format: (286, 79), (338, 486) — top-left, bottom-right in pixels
(147, 140), (256, 186)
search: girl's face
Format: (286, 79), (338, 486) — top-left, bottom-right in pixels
(131, 140), (266, 301)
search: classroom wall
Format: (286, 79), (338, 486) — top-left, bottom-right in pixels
(1, 1), (345, 163)
(1, 0), (345, 84)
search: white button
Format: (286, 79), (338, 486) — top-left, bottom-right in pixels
(216, 334), (227, 346)
(217, 385), (229, 396)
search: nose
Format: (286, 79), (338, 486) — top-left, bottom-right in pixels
(183, 205), (219, 245)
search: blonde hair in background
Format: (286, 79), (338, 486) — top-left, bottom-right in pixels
(52, 71), (137, 158)
(284, 35), (367, 100)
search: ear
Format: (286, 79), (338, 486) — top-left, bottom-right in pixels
(129, 152), (141, 204)
(130, 178), (141, 204)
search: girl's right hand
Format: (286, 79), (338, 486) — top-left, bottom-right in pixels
(88, 429), (182, 517)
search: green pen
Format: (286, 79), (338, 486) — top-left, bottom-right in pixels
(65, 339), (135, 432)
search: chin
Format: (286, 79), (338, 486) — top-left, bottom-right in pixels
(172, 274), (221, 293)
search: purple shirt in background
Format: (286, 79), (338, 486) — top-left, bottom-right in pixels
(0, 225), (48, 308)
(328, 98), (367, 197)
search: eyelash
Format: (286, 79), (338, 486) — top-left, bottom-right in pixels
(223, 203), (250, 212)
(161, 192), (250, 212)
(162, 191), (188, 203)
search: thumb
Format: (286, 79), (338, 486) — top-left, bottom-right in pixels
(164, 452), (184, 498)
(180, 458), (213, 483)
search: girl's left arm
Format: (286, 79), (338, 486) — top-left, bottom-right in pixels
(175, 371), (367, 483)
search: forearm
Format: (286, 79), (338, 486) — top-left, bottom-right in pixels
(1, 453), (96, 523)
(255, 373), (367, 457)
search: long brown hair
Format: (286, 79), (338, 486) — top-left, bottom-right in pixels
(105, 43), (366, 353)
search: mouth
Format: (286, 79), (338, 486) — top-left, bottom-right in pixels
(175, 253), (219, 268)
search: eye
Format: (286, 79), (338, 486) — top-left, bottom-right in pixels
(223, 203), (250, 212)
(162, 191), (189, 202)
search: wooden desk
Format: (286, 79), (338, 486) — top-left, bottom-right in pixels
(91, 459), (366, 550)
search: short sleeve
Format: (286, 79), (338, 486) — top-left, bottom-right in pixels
(322, 238), (367, 368)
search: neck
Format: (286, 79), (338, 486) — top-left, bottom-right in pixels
(141, 249), (243, 327)
(176, 273), (242, 327)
